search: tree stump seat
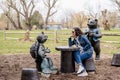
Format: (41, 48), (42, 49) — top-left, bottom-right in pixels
(21, 68), (39, 80)
(111, 53), (120, 66)
(83, 57), (96, 72)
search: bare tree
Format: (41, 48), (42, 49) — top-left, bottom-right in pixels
(112, 0), (120, 11)
(101, 9), (110, 30)
(8, 0), (35, 30)
(42, 0), (58, 29)
(60, 10), (75, 29)
(0, 1), (20, 29)
(111, 0), (120, 28)
(7, 0), (23, 29)
(16, 8), (22, 29)
(72, 12), (87, 28)
(88, 9), (98, 19)
(85, 3), (100, 19)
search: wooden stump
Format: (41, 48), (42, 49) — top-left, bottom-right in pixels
(21, 68), (39, 80)
(19, 30), (32, 42)
(111, 53), (120, 66)
(60, 51), (75, 73)
(83, 57), (96, 72)
(56, 46), (79, 73)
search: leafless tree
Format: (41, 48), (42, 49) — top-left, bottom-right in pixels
(0, 1), (20, 29)
(72, 12), (87, 28)
(7, 0), (35, 30)
(85, 4), (99, 19)
(112, 0), (120, 11)
(111, 0), (120, 28)
(101, 9), (111, 30)
(88, 10), (98, 19)
(42, 0), (58, 29)
(60, 10), (74, 29)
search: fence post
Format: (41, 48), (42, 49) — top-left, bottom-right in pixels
(54, 30), (58, 43)
(3, 30), (6, 40)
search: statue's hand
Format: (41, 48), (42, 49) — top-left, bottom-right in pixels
(45, 47), (50, 53)
(38, 50), (45, 58)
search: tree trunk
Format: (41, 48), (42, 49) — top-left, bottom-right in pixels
(5, 14), (18, 29)
(25, 18), (32, 30)
(44, 15), (49, 30)
(26, 23), (32, 31)
(17, 12), (22, 29)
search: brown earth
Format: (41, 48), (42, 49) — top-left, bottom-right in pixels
(0, 53), (120, 80)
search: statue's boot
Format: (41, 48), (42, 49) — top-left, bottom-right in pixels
(95, 55), (100, 60)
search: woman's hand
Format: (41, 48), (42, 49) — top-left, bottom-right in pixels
(70, 35), (73, 38)
(89, 32), (95, 37)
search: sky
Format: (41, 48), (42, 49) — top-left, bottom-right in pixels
(59, 0), (115, 12)
(0, 0), (117, 21)
(52, 0), (116, 21)
(57, 0), (115, 20)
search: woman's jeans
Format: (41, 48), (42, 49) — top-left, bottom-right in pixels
(73, 48), (93, 66)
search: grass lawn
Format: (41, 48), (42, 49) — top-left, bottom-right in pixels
(0, 29), (120, 55)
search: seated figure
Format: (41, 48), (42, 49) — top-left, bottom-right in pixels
(30, 32), (57, 77)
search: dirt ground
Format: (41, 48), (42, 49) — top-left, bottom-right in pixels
(0, 53), (120, 80)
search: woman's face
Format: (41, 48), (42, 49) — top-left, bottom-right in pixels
(72, 29), (77, 38)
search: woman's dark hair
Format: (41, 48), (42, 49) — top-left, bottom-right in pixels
(73, 27), (83, 36)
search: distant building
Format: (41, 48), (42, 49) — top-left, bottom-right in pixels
(46, 22), (63, 30)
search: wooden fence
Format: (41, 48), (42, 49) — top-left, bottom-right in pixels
(3, 30), (58, 42)
(3, 30), (120, 44)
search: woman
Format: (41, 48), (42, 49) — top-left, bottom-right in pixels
(68, 27), (93, 76)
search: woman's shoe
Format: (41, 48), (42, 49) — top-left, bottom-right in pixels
(77, 64), (85, 74)
(78, 70), (88, 77)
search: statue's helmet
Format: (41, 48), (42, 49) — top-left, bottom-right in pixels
(37, 32), (48, 43)
(87, 18), (98, 28)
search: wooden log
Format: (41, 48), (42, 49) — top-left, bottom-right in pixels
(21, 68), (39, 80)
(83, 57), (96, 72)
(111, 53), (120, 66)
(56, 46), (79, 73)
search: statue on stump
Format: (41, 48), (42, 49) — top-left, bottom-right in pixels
(85, 18), (102, 60)
(30, 32), (57, 77)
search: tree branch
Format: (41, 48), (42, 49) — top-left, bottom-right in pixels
(30, 0), (35, 17)
(49, 10), (57, 17)
(43, 0), (49, 7)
